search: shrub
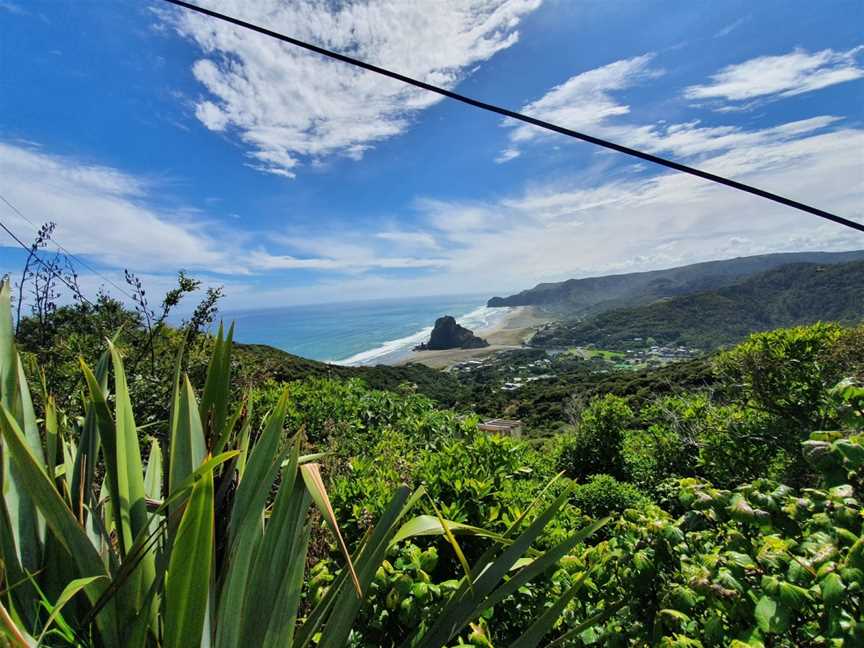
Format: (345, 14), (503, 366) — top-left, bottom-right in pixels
(571, 474), (649, 517)
(696, 404), (789, 487)
(714, 322), (857, 430)
(622, 393), (707, 490)
(556, 393), (633, 480)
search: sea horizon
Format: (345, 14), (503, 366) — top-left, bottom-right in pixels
(219, 293), (508, 366)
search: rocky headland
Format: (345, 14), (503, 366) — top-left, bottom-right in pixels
(414, 315), (489, 351)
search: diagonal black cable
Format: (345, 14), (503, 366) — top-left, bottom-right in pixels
(162, 0), (863, 234)
(0, 216), (96, 307)
(0, 191), (136, 301)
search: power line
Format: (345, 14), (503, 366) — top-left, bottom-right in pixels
(0, 216), (97, 308)
(0, 191), (136, 300)
(163, 0), (864, 235)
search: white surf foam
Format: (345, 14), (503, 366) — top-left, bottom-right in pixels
(337, 305), (512, 366)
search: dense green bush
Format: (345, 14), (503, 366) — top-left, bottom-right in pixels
(622, 393), (706, 490)
(714, 322), (856, 430)
(556, 393), (633, 480)
(571, 474), (649, 517)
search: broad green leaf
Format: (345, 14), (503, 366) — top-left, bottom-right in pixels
(0, 404), (117, 644)
(199, 323), (234, 450)
(0, 278), (45, 599)
(71, 348), (109, 519)
(754, 595), (789, 634)
(226, 390), (289, 548)
(777, 581), (811, 610)
(240, 436), (311, 647)
(165, 469), (213, 648)
(390, 515), (506, 547)
(169, 376), (207, 500)
(820, 572), (845, 606)
(144, 438), (163, 502)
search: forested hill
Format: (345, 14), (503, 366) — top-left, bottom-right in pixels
(531, 260), (864, 350)
(488, 249), (864, 315)
(234, 342), (465, 404)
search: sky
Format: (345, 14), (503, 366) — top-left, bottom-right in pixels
(0, 0), (862, 310)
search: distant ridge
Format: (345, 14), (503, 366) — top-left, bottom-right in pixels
(530, 260), (864, 351)
(488, 250), (864, 316)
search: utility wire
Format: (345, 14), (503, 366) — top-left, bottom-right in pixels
(0, 191), (136, 301)
(0, 215), (97, 308)
(163, 0), (864, 234)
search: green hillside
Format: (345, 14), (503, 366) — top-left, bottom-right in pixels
(532, 260), (864, 350)
(234, 342), (466, 404)
(488, 249), (864, 315)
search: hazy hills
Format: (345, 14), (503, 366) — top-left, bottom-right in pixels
(530, 260), (864, 350)
(488, 250), (864, 316)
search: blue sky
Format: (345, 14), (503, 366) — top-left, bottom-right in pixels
(1, 0), (862, 309)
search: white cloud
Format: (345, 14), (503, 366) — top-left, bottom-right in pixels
(497, 49), (847, 165)
(288, 121), (862, 305)
(504, 54), (660, 146)
(685, 46), (864, 104)
(474, 125), (863, 289)
(0, 142), (244, 274)
(713, 15), (749, 39)
(164, 0), (542, 177)
(375, 230), (440, 249)
(495, 147), (521, 163)
(248, 250), (445, 271)
(0, 141), (446, 285)
(0, 2), (26, 16)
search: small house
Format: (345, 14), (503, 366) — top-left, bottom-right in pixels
(478, 418), (523, 438)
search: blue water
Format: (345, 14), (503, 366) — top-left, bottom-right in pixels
(221, 294), (508, 365)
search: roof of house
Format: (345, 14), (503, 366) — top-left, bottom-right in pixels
(478, 418), (523, 429)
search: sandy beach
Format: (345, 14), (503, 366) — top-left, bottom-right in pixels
(395, 306), (552, 369)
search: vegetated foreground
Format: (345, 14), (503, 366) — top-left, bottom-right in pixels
(2, 274), (863, 647)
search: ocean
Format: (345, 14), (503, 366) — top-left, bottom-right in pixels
(220, 294), (510, 366)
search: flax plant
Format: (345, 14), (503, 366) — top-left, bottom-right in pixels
(0, 278), (603, 647)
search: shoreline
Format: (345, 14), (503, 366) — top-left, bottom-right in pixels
(392, 306), (552, 369)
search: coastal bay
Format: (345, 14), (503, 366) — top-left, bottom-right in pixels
(395, 306), (552, 368)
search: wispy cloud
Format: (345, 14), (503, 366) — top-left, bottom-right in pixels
(0, 141), (243, 274)
(0, 141), (446, 282)
(0, 2), (26, 16)
(685, 46), (864, 105)
(305, 120), (863, 305)
(494, 147), (521, 164)
(501, 53), (660, 155)
(248, 250), (445, 271)
(713, 15), (749, 39)
(162, 0), (542, 178)
(375, 230), (440, 249)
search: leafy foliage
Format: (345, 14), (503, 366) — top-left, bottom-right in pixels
(3, 246), (864, 647)
(0, 279), (606, 647)
(556, 394), (633, 480)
